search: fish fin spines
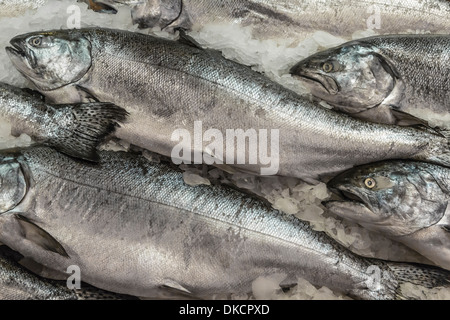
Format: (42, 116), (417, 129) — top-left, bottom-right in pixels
(51, 102), (129, 162)
(387, 262), (449, 300)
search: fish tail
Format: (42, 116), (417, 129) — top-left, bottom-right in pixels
(51, 102), (128, 162)
(417, 129), (450, 167)
(386, 261), (449, 300)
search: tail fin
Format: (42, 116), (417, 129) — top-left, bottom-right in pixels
(50, 103), (128, 162)
(418, 128), (450, 167)
(386, 262), (450, 300)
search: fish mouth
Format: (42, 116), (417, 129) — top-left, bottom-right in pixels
(327, 173), (366, 205)
(324, 184), (383, 224)
(335, 188), (365, 204)
(6, 38), (37, 77)
(5, 45), (26, 62)
(294, 70), (339, 95)
(7, 36), (27, 58)
(327, 183), (369, 208)
(323, 199), (375, 224)
(290, 63), (339, 95)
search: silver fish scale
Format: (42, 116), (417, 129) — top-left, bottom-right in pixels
(22, 147), (335, 256)
(122, 0), (450, 40)
(10, 147), (389, 297)
(55, 28), (450, 180)
(0, 246), (77, 300)
(365, 35), (450, 113)
(0, 245), (136, 299)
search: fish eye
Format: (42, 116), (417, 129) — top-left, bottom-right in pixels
(322, 62), (334, 73)
(364, 177), (376, 189)
(29, 37), (42, 47)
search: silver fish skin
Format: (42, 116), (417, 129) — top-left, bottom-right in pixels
(0, 146), (449, 299)
(326, 161), (450, 270)
(108, 0), (450, 40)
(0, 82), (128, 162)
(290, 35), (450, 127)
(0, 245), (136, 300)
(6, 28), (450, 182)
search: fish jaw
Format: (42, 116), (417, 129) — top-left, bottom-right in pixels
(290, 62), (340, 96)
(324, 200), (382, 226)
(6, 40), (35, 80)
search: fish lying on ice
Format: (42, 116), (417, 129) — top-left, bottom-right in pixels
(7, 28), (450, 182)
(105, 0), (450, 41)
(290, 34), (450, 127)
(0, 82), (127, 161)
(0, 245), (136, 299)
(0, 146), (448, 299)
(326, 161), (450, 270)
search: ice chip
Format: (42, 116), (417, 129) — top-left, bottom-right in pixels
(273, 198), (298, 215)
(183, 171), (211, 186)
(251, 273), (286, 300)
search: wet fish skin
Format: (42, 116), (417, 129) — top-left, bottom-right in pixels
(0, 82), (128, 161)
(108, 0), (450, 41)
(0, 146), (449, 299)
(290, 34), (450, 127)
(0, 245), (136, 300)
(7, 28), (450, 181)
(326, 161), (450, 270)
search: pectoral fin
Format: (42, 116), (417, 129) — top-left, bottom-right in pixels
(161, 279), (192, 295)
(390, 109), (430, 127)
(354, 105), (429, 127)
(15, 214), (69, 258)
(18, 257), (69, 280)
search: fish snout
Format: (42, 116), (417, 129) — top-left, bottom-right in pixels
(290, 63), (339, 95)
(8, 35), (28, 55)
